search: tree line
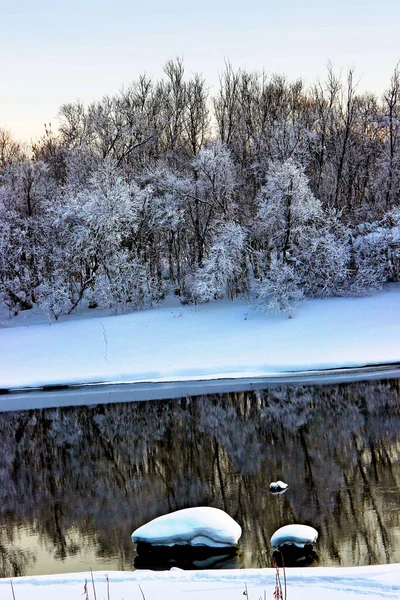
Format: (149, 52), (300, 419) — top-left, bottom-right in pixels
(1, 59), (400, 319)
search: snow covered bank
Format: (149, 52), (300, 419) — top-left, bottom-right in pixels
(2, 565), (400, 600)
(0, 285), (400, 393)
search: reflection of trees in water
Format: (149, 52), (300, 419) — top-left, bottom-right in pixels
(0, 525), (35, 577)
(0, 379), (400, 576)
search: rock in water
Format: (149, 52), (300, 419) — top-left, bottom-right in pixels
(270, 524), (318, 548)
(133, 544), (242, 570)
(131, 507), (242, 548)
(272, 546), (319, 568)
(269, 481), (288, 494)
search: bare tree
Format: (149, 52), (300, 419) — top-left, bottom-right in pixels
(383, 64), (400, 208)
(0, 128), (22, 168)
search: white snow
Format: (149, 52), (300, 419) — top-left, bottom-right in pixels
(1, 565), (400, 600)
(131, 507), (242, 547)
(0, 284), (400, 391)
(270, 524), (319, 548)
(270, 480), (288, 493)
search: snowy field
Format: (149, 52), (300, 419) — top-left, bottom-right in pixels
(2, 565), (400, 600)
(1, 284), (400, 392)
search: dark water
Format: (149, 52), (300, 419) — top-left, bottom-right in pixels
(1, 378), (400, 577)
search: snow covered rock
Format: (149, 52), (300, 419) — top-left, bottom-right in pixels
(270, 524), (318, 548)
(269, 480), (288, 494)
(131, 507), (242, 548)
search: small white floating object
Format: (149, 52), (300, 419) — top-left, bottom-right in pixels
(131, 507), (242, 548)
(269, 480), (288, 494)
(271, 524), (318, 548)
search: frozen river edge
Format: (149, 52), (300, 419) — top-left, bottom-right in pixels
(1, 362), (400, 413)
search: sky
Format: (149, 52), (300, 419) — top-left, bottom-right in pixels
(1, 0), (400, 141)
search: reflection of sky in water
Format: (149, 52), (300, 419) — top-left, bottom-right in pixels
(0, 524), (110, 576)
(1, 378), (400, 577)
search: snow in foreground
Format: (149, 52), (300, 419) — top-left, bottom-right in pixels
(1, 284), (400, 390)
(2, 565), (400, 600)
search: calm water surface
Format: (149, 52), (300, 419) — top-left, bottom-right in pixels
(1, 378), (400, 576)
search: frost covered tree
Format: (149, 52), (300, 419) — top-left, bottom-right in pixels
(0, 159), (55, 217)
(0, 159), (58, 313)
(35, 274), (72, 321)
(64, 146), (101, 194)
(252, 160), (355, 309)
(88, 254), (155, 311)
(296, 213), (350, 298)
(192, 142), (237, 217)
(251, 258), (304, 317)
(348, 208), (400, 295)
(71, 160), (137, 255)
(140, 164), (188, 293)
(257, 158), (322, 263)
(64, 160), (157, 312)
(189, 142), (238, 265)
(0, 210), (35, 313)
(187, 221), (246, 302)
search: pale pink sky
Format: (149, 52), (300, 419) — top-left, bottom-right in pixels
(2, 0), (399, 141)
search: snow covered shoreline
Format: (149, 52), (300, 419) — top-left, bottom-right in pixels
(1, 284), (399, 395)
(1, 364), (400, 413)
(2, 564), (400, 600)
